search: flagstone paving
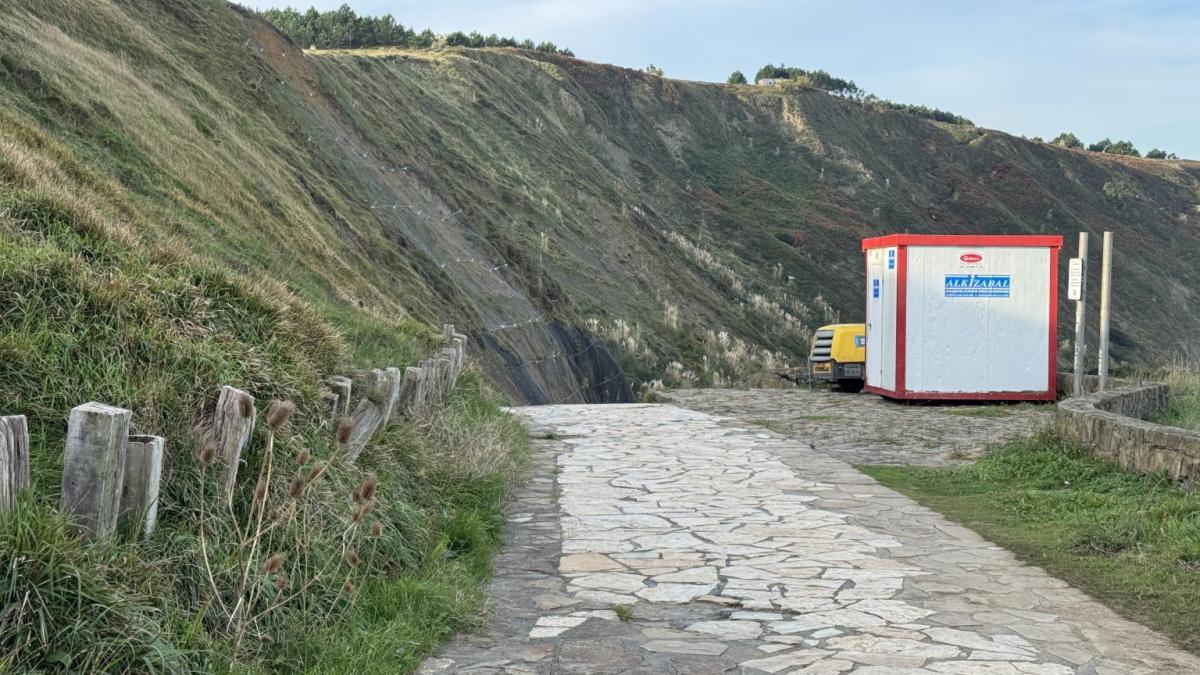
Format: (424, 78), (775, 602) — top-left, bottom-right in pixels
(421, 402), (1199, 674)
(660, 388), (1052, 466)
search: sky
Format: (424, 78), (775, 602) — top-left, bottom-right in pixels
(241, 0), (1200, 159)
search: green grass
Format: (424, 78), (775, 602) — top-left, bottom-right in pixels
(1155, 366), (1200, 431)
(860, 431), (1200, 656)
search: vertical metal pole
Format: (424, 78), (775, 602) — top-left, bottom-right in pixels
(1097, 232), (1114, 391)
(1072, 232), (1089, 397)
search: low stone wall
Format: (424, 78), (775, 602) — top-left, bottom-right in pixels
(1056, 376), (1200, 482)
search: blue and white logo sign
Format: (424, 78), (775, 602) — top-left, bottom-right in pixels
(945, 274), (1011, 298)
(887, 250), (895, 270)
(854, 335), (865, 348)
(872, 278), (880, 299)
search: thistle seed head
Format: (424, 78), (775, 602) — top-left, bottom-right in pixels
(297, 448), (310, 466)
(345, 551), (359, 566)
(199, 445), (216, 466)
(289, 477), (305, 498)
(308, 462), (326, 482)
(267, 400), (295, 431)
(370, 521), (383, 537)
(342, 581), (354, 594)
(263, 553), (285, 573)
(254, 480), (268, 503)
(238, 395), (254, 419)
(275, 575), (289, 590)
(336, 417), (354, 445)
(359, 474), (378, 502)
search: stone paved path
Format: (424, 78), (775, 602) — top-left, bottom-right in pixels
(661, 389), (1052, 466)
(421, 403), (1200, 674)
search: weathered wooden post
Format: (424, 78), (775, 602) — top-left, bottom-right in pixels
(442, 323), (456, 345)
(1, 415), (31, 514)
(327, 376), (352, 416)
(61, 403), (131, 539)
(380, 367), (403, 421)
(120, 435), (164, 537)
(411, 360), (431, 413)
(322, 391), (340, 422)
(400, 367), (422, 414)
(437, 351), (455, 394)
(211, 386), (256, 503)
(342, 368), (402, 465)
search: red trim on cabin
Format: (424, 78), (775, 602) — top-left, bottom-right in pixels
(895, 246), (908, 394)
(1047, 245), (1060, 396)
(865, 387), (1056, 401)
(862, 234), (1064, 251)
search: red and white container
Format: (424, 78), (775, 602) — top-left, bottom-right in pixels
(862, 234), (1063, 401)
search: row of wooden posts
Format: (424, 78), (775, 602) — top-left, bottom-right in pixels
(0, 325), (469, 541)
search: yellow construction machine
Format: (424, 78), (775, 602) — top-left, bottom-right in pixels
(807, 323), (865, 392)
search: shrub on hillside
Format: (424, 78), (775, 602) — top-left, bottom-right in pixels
(1051, 132), (1083, 148)
(258, 5), (573, 55)
(754, 63), (860, 96)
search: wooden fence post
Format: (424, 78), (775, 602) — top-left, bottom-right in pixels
(1, 415), (30, 514)
(211, 386), (256, 504)
(442, 323), (455, 344)
(436, 353), (453, 398)
(322, 391), (340, 422)
(327, 376), (352, 416)
(380, 367), (403, 421)
(120, 435), (164, 537)
(61, 402), (131, 539)
(341, 368), (401, 465)
(400, 367), (421, 414)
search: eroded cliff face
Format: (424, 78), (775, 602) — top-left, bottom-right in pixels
(3, 1), (1197, 403)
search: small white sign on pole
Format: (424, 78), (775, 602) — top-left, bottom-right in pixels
(1067, 257), (1084, 301)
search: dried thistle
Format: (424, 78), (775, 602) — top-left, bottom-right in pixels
(351, 502), (368, 523)
(275, 575), (289, 590)
(359, 473), (378, 502)
(258, 633), (274, 644)
(253, 479), (268, 503)
(263, 553), (286, 573)
(199, 445), (216, 466)
(296, 448), (310, 466)
(289, 477), (305, 498)
(267, 400), (295, 431)
(345, 551), (359, 566)
(308, 462), (326, 482)
(342, 581), (354, 594)
(336, 417), (354, 445)
(370, 521), (383, 537)
(238, 395), (254, 419)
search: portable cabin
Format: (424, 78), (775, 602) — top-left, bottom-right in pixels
(862, 234), (1062, 400)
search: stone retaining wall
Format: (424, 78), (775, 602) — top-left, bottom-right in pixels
(1055, 375), (1200, 482)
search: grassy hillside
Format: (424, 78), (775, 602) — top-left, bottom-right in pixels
(5, 1), (1198, 407)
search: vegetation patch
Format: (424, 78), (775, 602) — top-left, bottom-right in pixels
(0, 90), (526, 673)
(1154, 365), (1200, 431)
(860, 431), (1200, 656)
